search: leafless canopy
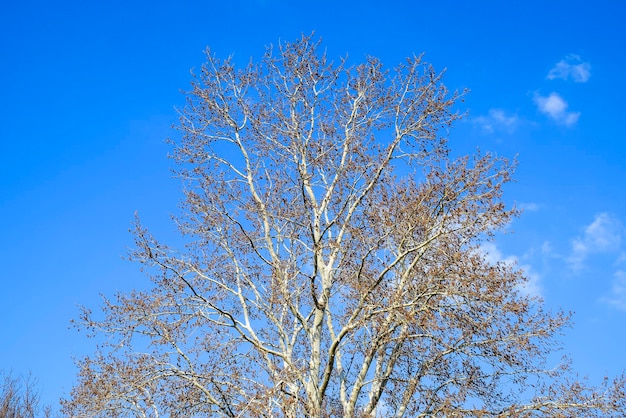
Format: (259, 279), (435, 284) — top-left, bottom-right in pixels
(64, 36), (625, 417)
(1, 371), (50, 418)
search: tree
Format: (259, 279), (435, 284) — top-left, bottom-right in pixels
(0, 371), (50, 418)
(63, 35), (625, 417)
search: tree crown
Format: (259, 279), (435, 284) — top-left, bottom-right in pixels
(64, 35), (625, 418)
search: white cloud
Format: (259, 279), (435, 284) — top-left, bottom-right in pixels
(547, 54), (591, 83)
(519, 202), (540, 212)
(474, 109), (520, 134)
(602, 270), (626, 311)
(541, 241), (553, 256)
(568, 213), (623, 272)
(534, 92), (580, 126)
(517, 265), (542, 298)
(481, 242), (510, 265)
(480, 242), (542, 297)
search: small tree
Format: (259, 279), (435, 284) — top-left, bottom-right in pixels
(64, 36), (625, 417)
(0, 371), (50, 418)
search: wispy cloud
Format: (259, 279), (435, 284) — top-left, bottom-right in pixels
(534, 92), (580, 126)
(541, 241), (553, 256)
(568, 213), (623, 272)
(480, 242), (542, 297)
(519, 202), (541, 212)
(474, 109), (520, 134)
(602, 270), (626, 311)
(547, 54), (591, 83)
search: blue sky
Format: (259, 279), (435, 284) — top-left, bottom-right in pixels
(1, 0), (625, 411)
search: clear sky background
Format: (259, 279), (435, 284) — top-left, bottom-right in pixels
(1, 0), (625, 412)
